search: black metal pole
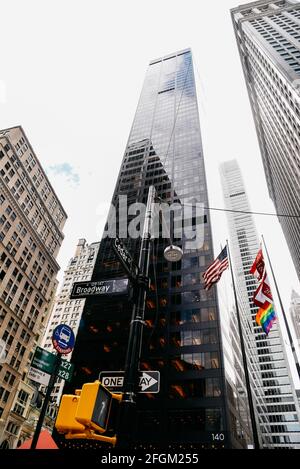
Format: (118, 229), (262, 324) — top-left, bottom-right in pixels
(30, 353), (62, 449)
(117, 186), (156, 448)
(227, 240), (260, 449)
(261, 235), (300, 379)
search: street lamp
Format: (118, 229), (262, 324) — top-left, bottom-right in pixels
(164, 244), (183, 263)
(117, 186), (183, 447)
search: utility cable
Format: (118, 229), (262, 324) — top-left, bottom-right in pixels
(165, 200), (300, 219)
(202, 206), (300, 219)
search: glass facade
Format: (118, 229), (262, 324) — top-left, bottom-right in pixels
(231, 0), (300, 282)
(290, 290), (300, 349)
(220, 159), (300, 449)
(62, 49), (251, 449)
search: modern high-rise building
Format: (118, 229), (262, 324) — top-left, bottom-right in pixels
(220, 159), (300, 449)
(58, 49), (253, 450)
(0, 126), (67, 449)
(41, 238), (100, 405)
(290, 289), (300, 349)
(231, 0), (300, 282)
(219, 302), (254, 447)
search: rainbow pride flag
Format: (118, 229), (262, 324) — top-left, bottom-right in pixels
(256, 303), (276, 335)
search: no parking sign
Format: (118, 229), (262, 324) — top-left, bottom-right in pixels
(52, 324), (75, 355)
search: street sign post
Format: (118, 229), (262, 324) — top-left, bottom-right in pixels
(70, 278), (129, 299)
(31, 325), (75, 450)
(28, 346), (74, 383)
(28, 347), (56, 386)
(52, 324), (75, 355)
(30, 353), (62, 450)
(99, 370), (160, 394)
(112, 237), (139, 281)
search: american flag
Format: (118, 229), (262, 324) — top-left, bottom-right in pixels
(203, 246), (229, 290)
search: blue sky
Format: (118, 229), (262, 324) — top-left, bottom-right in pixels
(47, 163), (80, 187)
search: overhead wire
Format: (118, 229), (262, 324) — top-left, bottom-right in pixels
(202, 205), (300, 219)
(170, 200), (300, 219)
(154, 56), (300, 221)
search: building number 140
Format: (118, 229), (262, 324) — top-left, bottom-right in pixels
(211, 433), (225, 441)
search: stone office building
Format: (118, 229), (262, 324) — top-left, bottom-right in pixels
(0, 126), (67, 448)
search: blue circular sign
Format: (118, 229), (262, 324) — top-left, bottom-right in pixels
(52, 324), (75, 355)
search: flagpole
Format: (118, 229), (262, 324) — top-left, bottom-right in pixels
(226, 240), (260, 450)
(261, 235), (300, 379)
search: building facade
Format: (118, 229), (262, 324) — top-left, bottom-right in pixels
(231, 0), (300, 282)
(219, 300), (255, 448)
(0, 126), (67, 448)
(41, 238), (100, 405)
(290, 289), (300, 349)
(60, 49), (253, 450)
(220, 159), (300, 449)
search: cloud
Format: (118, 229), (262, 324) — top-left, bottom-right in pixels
(48, 162), (80, 186)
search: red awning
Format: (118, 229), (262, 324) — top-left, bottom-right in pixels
(17, 430), (58, 449)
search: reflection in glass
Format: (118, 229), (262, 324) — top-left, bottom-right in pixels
(169, 378), (221, 399)
(170, 328), (218, 347)
(170, 352), (220, 371)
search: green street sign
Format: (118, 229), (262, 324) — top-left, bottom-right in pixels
(30, 347), (74, 382)
(58, 360), (74, 383)
(31, 347), (56, 374)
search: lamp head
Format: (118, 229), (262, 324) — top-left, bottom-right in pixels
(164, 245), (183, 263)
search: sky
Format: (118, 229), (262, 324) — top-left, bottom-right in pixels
(0, 0), (300, 381)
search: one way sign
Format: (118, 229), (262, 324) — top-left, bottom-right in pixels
(99, 370), (160, 394)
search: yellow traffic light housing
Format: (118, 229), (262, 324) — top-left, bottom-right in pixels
(76, 381), (113, 433)
(55, 393), (85, 434)
(55, 381), (122, 446)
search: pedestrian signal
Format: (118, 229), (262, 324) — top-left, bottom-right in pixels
(55, 392), (85, 434)
(55, 381), (122, 445)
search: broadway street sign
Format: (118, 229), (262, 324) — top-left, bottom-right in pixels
(70, 278), (129, 299)
(99, 370), (160, 394)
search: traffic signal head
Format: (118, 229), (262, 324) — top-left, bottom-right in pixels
(55, 394), (85, 434)
(75, 381), (113, 434)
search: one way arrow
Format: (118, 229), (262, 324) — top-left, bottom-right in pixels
(140, 372), (158, 391)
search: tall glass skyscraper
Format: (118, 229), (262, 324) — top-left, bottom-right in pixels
(62, 49), (252, 449)
(220, 159), (300, 449)
(231, 0), (300, 281)
(290, 290), (300, 349)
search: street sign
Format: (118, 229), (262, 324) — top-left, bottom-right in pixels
(28, 367), (51, 386)
(52, 324), (75, 355)
(70, 278), (129, 299)
(31, 347), (56, 374)
(28, 347), (74, 383)
(99, 370), (160, 393)
(58, 360), (74, 383)
(112, 237), (139, 281)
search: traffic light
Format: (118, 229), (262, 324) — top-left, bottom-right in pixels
(76, 381), (115, 433)
(55, 390), (85, 434)
(55, 381), (122, 445)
